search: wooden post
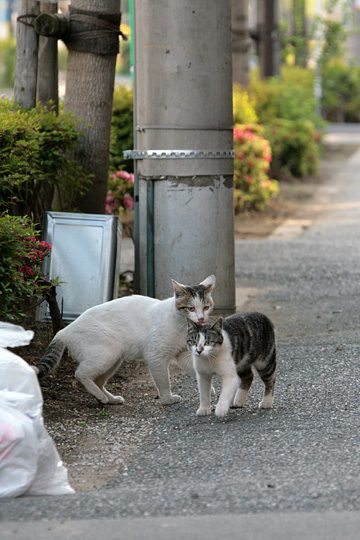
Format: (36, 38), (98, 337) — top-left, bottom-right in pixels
(14, 0), (40, 108)
(37, 1), (59, 112)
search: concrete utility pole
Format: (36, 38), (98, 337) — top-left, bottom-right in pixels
(14, 0), (39, 108)
(132, 0), (235, 313)
(231, 0), (251, 86)
(257, 0), (280, 78)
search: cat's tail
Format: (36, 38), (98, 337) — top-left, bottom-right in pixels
(33, 331), (67, 379)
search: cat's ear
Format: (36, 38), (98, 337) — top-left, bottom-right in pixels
(211, 317), (223, 331)
(200, 274), (216, 293)
(171, 279), (189, 298)
(187, 319), (198, 331)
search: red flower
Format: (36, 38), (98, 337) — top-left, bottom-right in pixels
(20, 265), (36, 277)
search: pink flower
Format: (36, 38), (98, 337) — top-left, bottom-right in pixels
(263, 153), (272, 163)
(123, 193), (134, 210)
(114, 170), (135, 184)
(245, 175), (255, 184)
(105, 192), (119, 214)
(39, 240), (52, 250)
(116, 170), (131, 181)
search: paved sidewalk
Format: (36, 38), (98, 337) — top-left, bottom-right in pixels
(2, 511), (360, 540)
(1, 126), (360, 539)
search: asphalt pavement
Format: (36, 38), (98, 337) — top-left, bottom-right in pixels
(2, 125), (360, 538)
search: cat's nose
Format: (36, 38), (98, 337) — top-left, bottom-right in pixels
(197, 317), (204, 325)
(196, 348), (203, 355)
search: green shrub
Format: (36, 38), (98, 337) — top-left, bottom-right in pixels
(321, 59), (360, 122)
(0, 99), (91, 223)
(249, 66), (321, 127)
(0, 213), (53, 321)
(233, 124), (279, 212)
(58, 42), (68, 71)
(105, 170), (134, 214)
(116, 40), (131, 75)
(105, 170), (135, 237)
(246, 66), (323, 179)
(264, 118), (320, 179)
(110, 85), (134, 173)
(0, 38), (16, 89)
(233, 84), (258, 124)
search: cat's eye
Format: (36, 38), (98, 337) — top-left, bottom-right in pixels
(189, 307), (195, 312)
(204, 306), (210, 311)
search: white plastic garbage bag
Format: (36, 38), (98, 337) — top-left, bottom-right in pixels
(0, 398), (39, 497)
(0, 322), (74, 497)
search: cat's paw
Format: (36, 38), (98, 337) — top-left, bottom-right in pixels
(108, 395), (125, 405)
(232, 389), (247, 408)
(196, 406), (211, 416)
(97, 395), (109, 405)
(232, 396), (246, 408)
(215, 404), (230, 418)
(258, 398), (273, 409)
(160, 393), (182, 405)
(231, 402), (245, 409)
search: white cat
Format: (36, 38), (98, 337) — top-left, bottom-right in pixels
(34, 275), (216, 405)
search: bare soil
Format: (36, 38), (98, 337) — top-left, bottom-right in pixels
(10, 142), (358, 493)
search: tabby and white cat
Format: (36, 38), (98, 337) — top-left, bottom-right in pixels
(34, 275), (216, 405)
(187, 312), (276, 417)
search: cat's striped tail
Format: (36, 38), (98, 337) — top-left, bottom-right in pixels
(33, 332), (67, 379)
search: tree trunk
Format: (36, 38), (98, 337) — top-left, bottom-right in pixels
(37, 1), (59, 112)
(231, 0), (251, 86)
(14, 0), (39, 108)
(64, 0), (120, 214)
(257, 0), (280, 78)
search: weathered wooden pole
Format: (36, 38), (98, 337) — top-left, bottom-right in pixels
(14, 0), (40, 108)
(36, 1), (58, 112)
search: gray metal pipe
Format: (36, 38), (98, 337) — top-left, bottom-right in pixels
(134, 0), (235, 314)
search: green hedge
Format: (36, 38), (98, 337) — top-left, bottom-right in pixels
(250, 66), (322, 128)
(321, 60), (360, 123)
(0, 38), (16, 89)
(234, 124), (279, 212)
(110, 85), (134, 173)
(0, 99), (91, 224)
(245, 66), (323, 180)
(0, 213), (53, 321)
(264, 118), (320, 179)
